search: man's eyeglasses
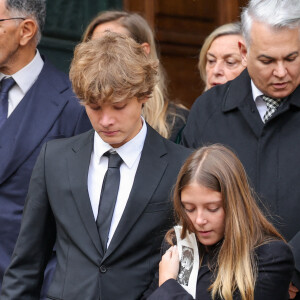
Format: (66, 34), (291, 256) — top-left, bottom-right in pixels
(0, 17), (25, 22)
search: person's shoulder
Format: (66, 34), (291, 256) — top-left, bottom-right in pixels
(193, 80), (231, 107)
(146, 124), (192, 160)
(163, 134), (192, 157)
(38, 58), (85, 112)
(185, 82), (232, 133)
(256, 239), (294, 263)
(255, 239), (295, 293)
(256, 239), (290, 251)
(192, 69), (250, 110)
(46, 129), (93, 152)
(166, 102), (189, 142)
(168, 102), (189, 118)
(40, 57), (70, 83)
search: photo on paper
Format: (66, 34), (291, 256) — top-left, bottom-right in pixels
(177, 246), (194, 286)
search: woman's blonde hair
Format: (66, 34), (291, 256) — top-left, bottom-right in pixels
(70, 32), (158, 105)
(198, 22), (242, 90)
(170, 144), (283, 300)
(82, 11), (173, 138)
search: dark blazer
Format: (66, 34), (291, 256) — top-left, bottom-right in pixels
(145, 240), (294, 300)
(0, 125), (191, 300)
(0, 58), (91, 296)
(181, 69), (300, 292)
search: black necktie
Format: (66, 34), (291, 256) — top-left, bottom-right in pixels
(262, 95), (282, 123)
(96, 151), (123, 251)
(0, 77), (15, 129)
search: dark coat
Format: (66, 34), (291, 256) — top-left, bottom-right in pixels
(0, 58), (91, 296)
(145, 240), (294, 300)
(181, 69), (300, 291)
(0, 125), (191, 300)
(166, 102), (189, 143)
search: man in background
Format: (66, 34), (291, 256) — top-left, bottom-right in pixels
(0, 0), (91, 298)
(181, 0), (300, 298)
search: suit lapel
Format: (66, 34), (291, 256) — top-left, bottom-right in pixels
(103, 126), (168, 260)
(222, 69), (264, 138)
(67, 130), (103, 256)
(0, 60), (70, 184)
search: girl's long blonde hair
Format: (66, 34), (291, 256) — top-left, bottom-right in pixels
(170, 144), (284, 300)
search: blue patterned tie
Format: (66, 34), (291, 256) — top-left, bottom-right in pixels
(96, 151), (123, 252)
(0, 77), (15, 128)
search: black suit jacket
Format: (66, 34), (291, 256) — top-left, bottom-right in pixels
(0, 125), (191, 300)
(0, 57), (91, 297)
(145, 240), (294, 300)
(181, 69), (300, 294)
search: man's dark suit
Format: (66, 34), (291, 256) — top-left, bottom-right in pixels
(0, 58), (91, 295)
(181, 69), (300, 296)
(0, 125), (191, 300)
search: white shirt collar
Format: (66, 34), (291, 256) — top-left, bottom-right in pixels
(0, 50), (44, 94)
(251, 80), (264, 102)
(93, 116), (147, 168)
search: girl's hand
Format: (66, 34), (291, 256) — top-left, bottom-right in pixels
(289, 282), (299, 299)
(159, 245), (180, 286)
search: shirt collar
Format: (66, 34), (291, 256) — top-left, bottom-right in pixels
(93, 117), (147, 168)
(251, 80), (263, 102)
(0, 50), (44, 94)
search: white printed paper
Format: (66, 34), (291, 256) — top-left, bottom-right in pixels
(174, 225), (199, 299)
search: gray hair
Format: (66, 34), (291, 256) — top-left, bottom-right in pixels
(241, 0), (300, 47)
(6, 0), (46, 44)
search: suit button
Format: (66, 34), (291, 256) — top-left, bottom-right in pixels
(100, 265), (107, 273)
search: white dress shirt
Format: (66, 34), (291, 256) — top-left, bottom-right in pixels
(251, 80), (267, 121)
(88, 118), (147, 247)
(0, 50), (44, 117)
